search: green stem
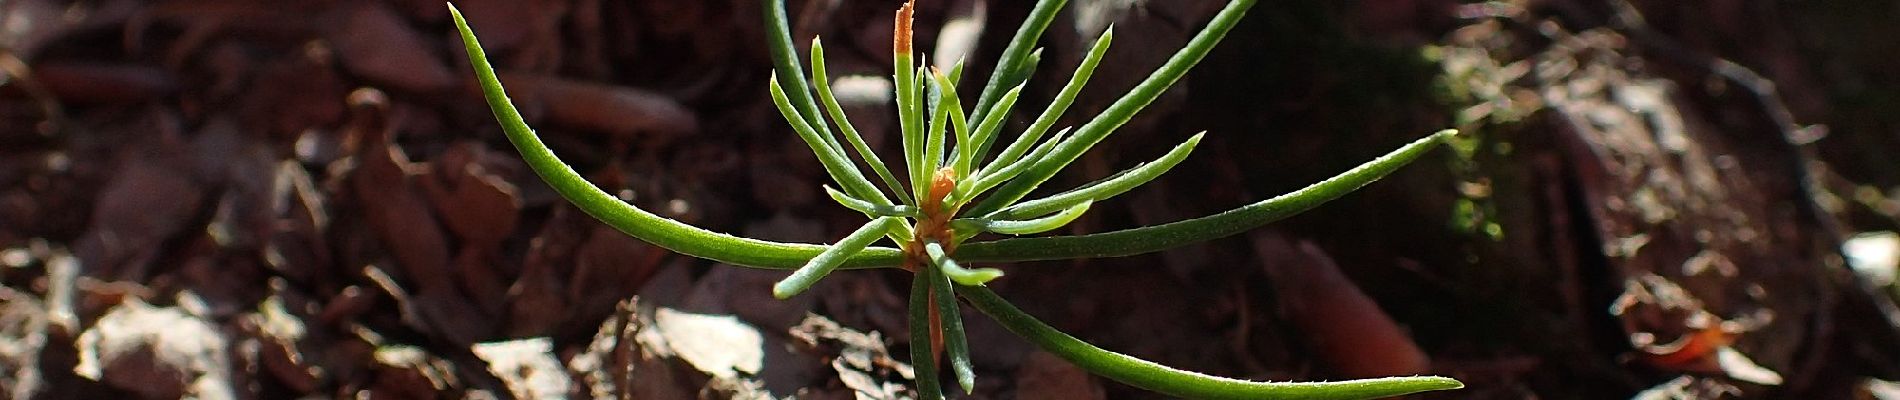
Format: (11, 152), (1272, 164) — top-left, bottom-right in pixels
(989, 132), (1201, 220)
(968, 0), (1069, 126)
(926, 242), (1004, 286)
(760, 0), (831, 143)
(773, 217), (902, 299)
(956, 131), (1451, 263)
(983, 28), (1109, 178)
(930, 261), (976, 394)
(969, 0), (1257, 217)
(452, 5), (901, 270)
(769, 74), (894, 206)
(957, 286), (1464, 399)
(910, 270), (945, 400)
(812, 39), (912, 205)
(967, 200), (1092, 235)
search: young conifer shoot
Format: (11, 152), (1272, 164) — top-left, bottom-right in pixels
(451, 0), (1464, 398)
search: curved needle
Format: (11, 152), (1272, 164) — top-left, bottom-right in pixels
(453, 5), (901, 269)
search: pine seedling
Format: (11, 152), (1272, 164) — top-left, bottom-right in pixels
(451, 1), (1463, 398)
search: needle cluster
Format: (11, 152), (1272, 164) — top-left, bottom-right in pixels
(451, 0), (1463, 397)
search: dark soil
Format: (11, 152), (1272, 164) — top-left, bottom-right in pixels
(5, 0), (1900, 399)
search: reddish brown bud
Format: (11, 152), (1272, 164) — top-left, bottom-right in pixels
(927, 167), (957, 207)
(894, 1), (915, 56)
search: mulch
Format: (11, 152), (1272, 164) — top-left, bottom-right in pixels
(5, 0), (1900, 399)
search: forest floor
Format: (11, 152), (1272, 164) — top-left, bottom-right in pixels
(6, 0), (1900, 399)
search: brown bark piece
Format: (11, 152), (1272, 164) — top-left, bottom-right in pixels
(72, 119), (204, 281)
(1252, 232), (1432, 379)
(1013, 351), (1106, 400)
(491, 72), (699, 140)
(325, 3), (455, 93)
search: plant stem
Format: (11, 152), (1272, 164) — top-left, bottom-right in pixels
(452, 5), (905, 270)
(957, 286), (1464, 399)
